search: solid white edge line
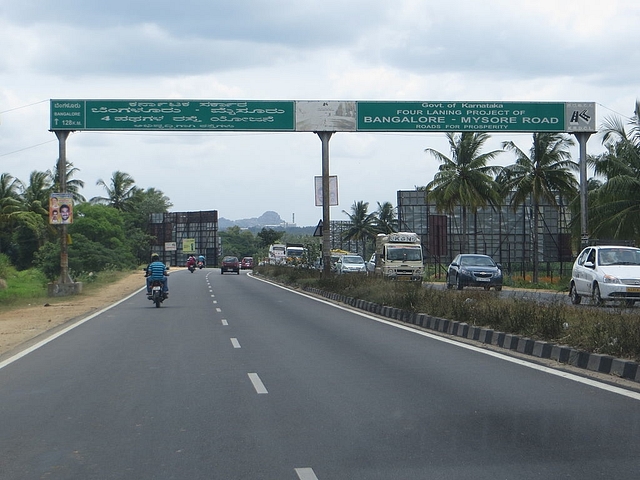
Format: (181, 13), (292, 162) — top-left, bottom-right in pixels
(295, 467), (319, 480)
(249, 273), (640, 401)
(0, 286), (147, 371)
(248, 372), (268, 394)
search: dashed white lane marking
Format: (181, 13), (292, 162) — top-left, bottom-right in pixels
(213, 300), (218, 304)
(295, 467), (319, 480)
(230, 338), (241, 348)
(248, 373), (268, 394)
(216, 308), (222, 313)
(249, 274), (640, 402)
(221, 319), (228, 325)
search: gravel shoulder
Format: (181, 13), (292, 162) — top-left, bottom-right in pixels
(0, 271), (144, 359)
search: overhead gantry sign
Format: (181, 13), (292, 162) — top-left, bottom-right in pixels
(49, 99), (597, 276)
(50, 100), (596, 133)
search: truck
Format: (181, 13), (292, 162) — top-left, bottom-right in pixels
(268, 244), (286, 265)
(373, 232), (424, 281)
(285, 243), (306, 265)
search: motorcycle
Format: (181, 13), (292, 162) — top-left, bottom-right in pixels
(148, 279), (167, 307)
(197, 260), (204, 269)
(188, 263), (196, 273)
(145, 267), (169, 308)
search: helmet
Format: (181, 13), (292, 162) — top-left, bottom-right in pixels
(151, 253), (160, 261)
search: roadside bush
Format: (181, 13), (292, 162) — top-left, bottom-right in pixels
(0, 253), (11, 279)
(255, 265), (640, 361)
(34, 234), (137, 281)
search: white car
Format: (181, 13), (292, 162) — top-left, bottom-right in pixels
(366, 253), (376, 273)
(336, 254), (367, 274)
(570, 245), (640, 306)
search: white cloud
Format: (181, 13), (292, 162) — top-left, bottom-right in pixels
(1, 0), (638, 226)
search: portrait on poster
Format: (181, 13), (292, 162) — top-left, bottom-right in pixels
(50, 193), (74, 224)
(315, 176), (338, 206)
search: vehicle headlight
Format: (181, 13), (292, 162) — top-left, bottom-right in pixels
(603, 274), (621, 284)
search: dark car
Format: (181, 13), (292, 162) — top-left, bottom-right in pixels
(221, 256), (240, 274)
(446, 254), (503, 291)
(241, 256), (254, 270)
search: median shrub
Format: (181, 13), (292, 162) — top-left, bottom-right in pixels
(255, 265), (640, 361)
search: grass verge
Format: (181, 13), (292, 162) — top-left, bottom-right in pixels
(256, 265), (640, 362)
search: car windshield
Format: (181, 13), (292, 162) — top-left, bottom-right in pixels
(387, 246), (422, 261)
(343, 256), (364, 264)
(598, 248), (640, 266)
(460, 255), (495, 267)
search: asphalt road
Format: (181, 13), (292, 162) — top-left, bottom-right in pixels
(1, 269), (639, 479)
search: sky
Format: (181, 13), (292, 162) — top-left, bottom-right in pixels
(1, 0), (639, 227)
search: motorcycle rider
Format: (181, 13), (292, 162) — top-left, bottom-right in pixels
(186, 255), (197, 270)
(146, 253), (169, 298)
(197, 254), (205, 266)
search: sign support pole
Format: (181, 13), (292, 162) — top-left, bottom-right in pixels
(574, 132), (592, 248)
(55, 130), (74, 285)
(317, 131), (334, 276)
(47, 130), (82, 297)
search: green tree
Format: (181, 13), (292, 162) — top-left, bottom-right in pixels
(124, 187), (173, 264)
(587, 104), (640, 241)
(342, 200), (377, 257)
(375, 201), (398, 234)
(7, 171), (53, 267)
(0, 173), (22, 213)
(499, 133), (578, 283)
(50, 160), (86, 204)
(257, 227), (285, 248)
(91, 171), (138, 211)
(0, 173), (23, 254)
(21, 170), (53, 215)
(10, 211), (49, 269)
(425, 132), (503, 253)
(219, 226), (259, 259)
(35, 203), (137, 279)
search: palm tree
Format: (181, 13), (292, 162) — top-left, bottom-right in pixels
(0, 173), (24, 253)
(375, 201), (398, 234)
(91, 171), (138, 211)
(21, 170), (53, 215)
(498, 133), (578, 283)
(0, 173), (23, 214)
(587, 106), (640, 241)
(51, 160), (86, 204)
(342, 200), (378, 257)
(425, 132), (503, 253)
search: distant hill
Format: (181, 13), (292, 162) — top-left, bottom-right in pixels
(218, 211), (316, 235)
(219, 211), (288, 229)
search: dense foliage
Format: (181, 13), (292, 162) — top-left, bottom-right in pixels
(0, 169), (171, 280)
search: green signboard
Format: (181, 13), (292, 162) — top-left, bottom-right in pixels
(51, 100), (596, 133)
(50, 100), (296, 131)
(356, 101), (590, 133)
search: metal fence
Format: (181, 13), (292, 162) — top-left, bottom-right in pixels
(396, 190), (574, 276)
(148, 210), (219, 267)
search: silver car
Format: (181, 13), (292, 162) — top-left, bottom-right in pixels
(336, 254), (367, 274)
(570, 245), (640, 306)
